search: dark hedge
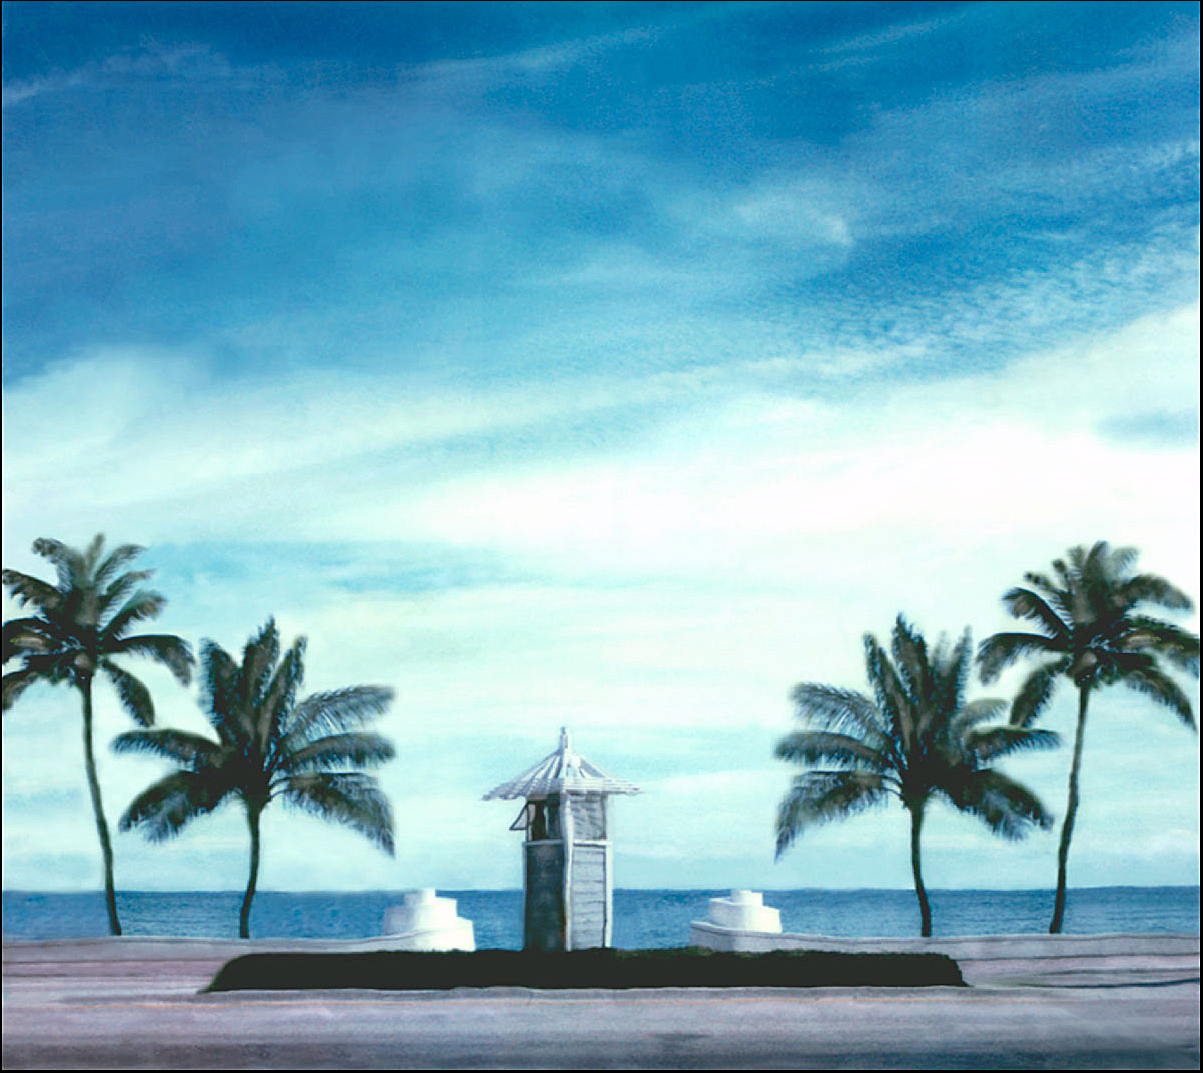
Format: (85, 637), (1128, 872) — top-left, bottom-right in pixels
(206, 947), (966, 991)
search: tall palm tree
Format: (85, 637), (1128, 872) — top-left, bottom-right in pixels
(114, 619), (395, 938)
(2, 535), (193, 935)
(775, 615), (1057, 936)
(978, 541), (1199, 933)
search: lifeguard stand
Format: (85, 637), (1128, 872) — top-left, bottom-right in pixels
(484, 727), (640, 951)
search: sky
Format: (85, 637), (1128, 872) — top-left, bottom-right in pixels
(2, 1), (1199, 900)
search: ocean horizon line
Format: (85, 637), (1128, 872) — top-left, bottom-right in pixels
(5, 883), (1199, 895)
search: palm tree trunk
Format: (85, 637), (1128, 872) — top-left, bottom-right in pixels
(80, 680), (122, 936)
(1049, 684), (1090, 934)
(909, 804), (932, 938)
(240, 805), (262, 939)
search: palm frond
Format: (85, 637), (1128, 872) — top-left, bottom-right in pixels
(944, 770), (1054, 840)
(278, 772), (394, 853)
(1058, 548), (1093, 625)
(978, 632), (1062, 683)
(93, 544), (146, 589)
(1, 570), (63, 613)
(1078, 542), (1122, 616)
(100, 660), (155, 727)
(274, 732), (396, 774)
(112, 727), (222, 765)
(774, 771), (889, 858)
(102, 592), (167, 642)
(1073, 541), (1106, 599)
(280, 686), (395, 750)
(259, 638), (306, 755)
(1118, 574), (1192, 613)
(32, 537), (85, 592)
(1022, 571), (1073, 618)
(99, 570), (154, 616)
(1001, 587), (1069, 640)
(1105, 544), (1140, 578)
(1074, 542), (1102, 573)
(931, 629), (973, 735)
(3, 668), (44, 711)
(965, 726), (1060, 762)
(199, 641), (242, 739)
(81, 534), (106, 573)
(952, 698), (1007, 734)
(119, 771), (229, 841)
(1119, 666), (1197, 730)
(789, 684), (893, 749)
(240, 620), (281, 714)
(863, 632), (915, 746)
(107, 633), (193, 685)
(1121, 617), (1200, 675)
(3, 617), (59, 662)
(773, 730), (893, 772)
(890, 616), (932, 713)
(1008, 661), (1067, 727)
(3, 653), (75, 700)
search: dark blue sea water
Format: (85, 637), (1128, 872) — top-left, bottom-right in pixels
(3, 887), (1197, 945)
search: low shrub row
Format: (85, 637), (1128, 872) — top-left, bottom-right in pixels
(206, 946), (966, 991)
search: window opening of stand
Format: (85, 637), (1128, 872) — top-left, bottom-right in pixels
(508, 804), (531, 832)
(511, 798), (562, 840)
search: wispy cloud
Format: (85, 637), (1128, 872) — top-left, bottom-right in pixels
(2, 42), (278, 108)
(815, 6), (974, 60)
(403, 23), (660, 93)
(398, 1), (756, 94)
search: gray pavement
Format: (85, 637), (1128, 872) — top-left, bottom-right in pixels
(3, 936), (1199, 1069)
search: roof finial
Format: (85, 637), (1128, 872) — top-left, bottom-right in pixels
(559, 725), (572, 752)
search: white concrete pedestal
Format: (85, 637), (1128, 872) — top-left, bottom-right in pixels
(380, 889), (475, 951)
(689, 890), (782, 947)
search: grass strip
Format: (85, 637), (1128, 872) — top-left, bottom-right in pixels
(206, 947), (965, 991)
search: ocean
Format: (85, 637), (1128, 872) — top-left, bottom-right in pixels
(3, 887), (1198, 946)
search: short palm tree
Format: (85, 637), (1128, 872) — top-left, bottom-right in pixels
(978, 541), (1199, 933)
(114, 619), (395, 938)
(2, 535), (193, 935)
(775, 615), (1057, 936)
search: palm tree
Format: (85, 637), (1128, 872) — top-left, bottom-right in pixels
(114, 619), (395, 938)
(2, 535), (193, 935)
(775, 615), (1057, 936)
(978, 541), (1199, 933)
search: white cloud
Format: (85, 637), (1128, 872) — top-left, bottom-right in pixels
(3, 301), (1198, 891)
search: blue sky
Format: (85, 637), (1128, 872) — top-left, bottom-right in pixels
(2, 1), (1198, 899)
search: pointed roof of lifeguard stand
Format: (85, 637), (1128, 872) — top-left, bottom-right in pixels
(483, 727), (641, 800)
